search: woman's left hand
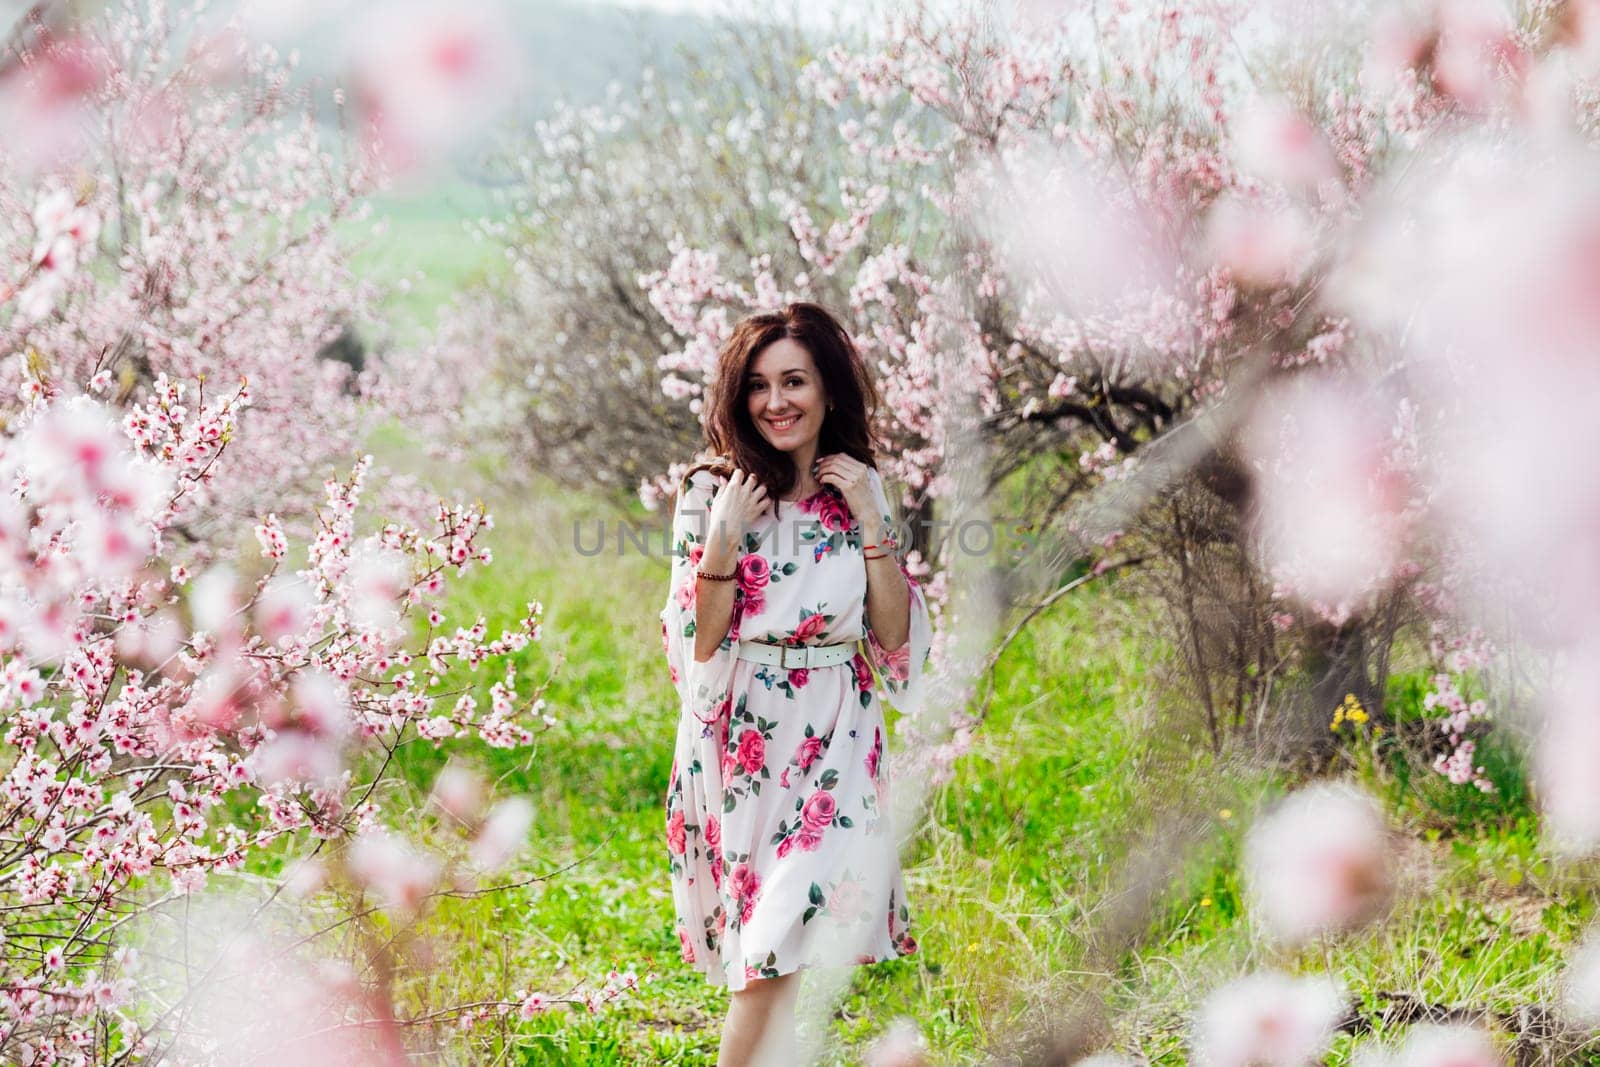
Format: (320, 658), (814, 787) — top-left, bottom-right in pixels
(812, 454), (877, 529)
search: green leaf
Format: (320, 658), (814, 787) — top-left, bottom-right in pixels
(809, 882), (825, 907)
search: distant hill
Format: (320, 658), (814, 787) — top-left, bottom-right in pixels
(511, 0), (717, 112)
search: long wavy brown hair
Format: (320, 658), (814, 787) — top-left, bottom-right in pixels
(679, 303), (880, 515)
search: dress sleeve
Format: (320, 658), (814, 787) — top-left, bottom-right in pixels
(861, 466), (933, 720)
(661, 471), (741, 725)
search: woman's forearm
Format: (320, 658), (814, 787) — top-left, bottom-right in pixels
(861, 518), (910, 651)
(692, 525), (743, 663)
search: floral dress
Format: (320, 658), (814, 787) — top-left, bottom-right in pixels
(659, 464), (932, 991)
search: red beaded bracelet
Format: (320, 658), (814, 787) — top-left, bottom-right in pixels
(696, 567), (737, 581)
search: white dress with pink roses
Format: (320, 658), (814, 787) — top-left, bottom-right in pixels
(659, 464), (932, 991)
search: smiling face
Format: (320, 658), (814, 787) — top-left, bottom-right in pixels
(745, 337), (827, 457)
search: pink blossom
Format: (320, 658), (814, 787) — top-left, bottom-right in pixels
(430, 764), (486, 823)
(469, 797), (534, 872)
(347, 831), (442, 917)
(348, 0), (521, 174)
(255, 577), (315, 646)
(1390, 1025), (1502, 1067)
(1534, 647), (1600, 855)
(1203, 196), (1315, 289)
(1243, 782), (1395, 945)
(1562, 926), (1600, 1028)
(788, 667), (811, 688)
(1232, 99), (1339, 191)
(1192, 971), (1345, 1067)
(1242, 374), (1413, 612)
(0, 36), (107, 173)
(866, 1018), (929, 1067)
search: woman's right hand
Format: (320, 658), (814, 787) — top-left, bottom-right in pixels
(703, 468), (769, 561)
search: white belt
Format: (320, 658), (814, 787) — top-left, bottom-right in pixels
(735, 640), (858, 670)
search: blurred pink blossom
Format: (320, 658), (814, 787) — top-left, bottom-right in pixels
(1204, 195), (1315, 289)
(1233, 99), (1340, 192)
(1244, 782), (1395, 945)
(0, 35), (108, 174)
(1534, 645), (1600, 855)
(980, 147), (1183, 331)
(1192, 971), (1345, 1067)
(429, 763), (486, 823)
(1389, 1025), (1503, 1067)
(866, 1017), (930, 1067)
(1562, 925), (1600, 1028)
(1242, 375), (1413, 614)
(349, 0), (521, 174)
(469, 796), (534, 872)
(348, 830), (442, 918)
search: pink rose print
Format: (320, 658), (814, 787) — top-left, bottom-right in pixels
(720, 751), (737, 782)
(737, 729), (765, 776)
(851, 653), (873, 692)
(678, 926), (696, 963)
(737, 554), (771, 596)
(827, 879), (865, 922)
(688, 544), (704, 568)
(801, 790), (836, 832)
(792, 613), (828, 642)
(813, 493), (850, 533)
(787, 667), (810, 688)
(869, 630), (911, 683)
(744, 964), (760, 983)
(729, 862), (761, 923)
(795, 735), (825, 772)
(666, 809), (686, 855)
(668, 663), (679, 685)
(865, 726), (882, 779)
(676, 578), (695, 610)
(704, 814), (721, 855)
(796, 828), (824, 853)
(779, 767), (791, 788)
(898, 933), (918, 954)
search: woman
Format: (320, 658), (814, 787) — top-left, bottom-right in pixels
(659, 303), (932, 1065)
